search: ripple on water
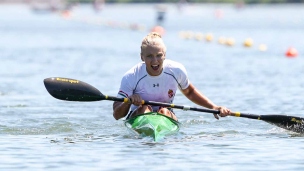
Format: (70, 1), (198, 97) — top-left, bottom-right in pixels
(1, 104), (28, 108)
(0, 120), (78, 135)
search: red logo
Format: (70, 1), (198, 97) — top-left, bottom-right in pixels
(168, 89), (174, 98)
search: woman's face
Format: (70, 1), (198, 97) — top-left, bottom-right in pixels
(141, 44), (165, 76)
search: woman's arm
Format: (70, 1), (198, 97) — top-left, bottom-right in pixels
(113, 94), (143, 120)
(181, 83), (230, 119)
(113, 101), (131, 120)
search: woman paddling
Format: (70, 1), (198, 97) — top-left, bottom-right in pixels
(113, 32), (230, 121)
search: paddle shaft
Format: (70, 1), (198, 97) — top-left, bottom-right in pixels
(104, 95), (261, 120)
(103, 94), (304, 133)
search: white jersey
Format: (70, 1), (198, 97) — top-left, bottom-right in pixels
(117, 59), (190, 116)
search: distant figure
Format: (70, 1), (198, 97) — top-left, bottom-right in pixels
(151, 25), (165, 36)
(49, 0), (61, 11)
(93, 0), (105, 13)
(155, 5), (167, 26)
(235, 0), (245, 10)
(177, 0), (188, 13)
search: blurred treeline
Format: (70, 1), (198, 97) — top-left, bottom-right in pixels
(69, 0), (304, 3)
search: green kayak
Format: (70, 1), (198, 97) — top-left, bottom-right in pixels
(124, 112), (180, 141)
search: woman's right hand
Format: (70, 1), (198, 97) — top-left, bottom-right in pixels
(128, 94), (143, 106)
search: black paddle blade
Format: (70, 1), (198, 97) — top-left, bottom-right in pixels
(261, 115), (304, 133)
(44, 77), (104, 102)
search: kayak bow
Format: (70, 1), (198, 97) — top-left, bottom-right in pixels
(124, 112), (180, 141)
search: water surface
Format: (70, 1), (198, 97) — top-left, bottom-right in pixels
(0, 3), (304, 170)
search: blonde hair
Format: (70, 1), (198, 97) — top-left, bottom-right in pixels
(141, 32), (166, 53)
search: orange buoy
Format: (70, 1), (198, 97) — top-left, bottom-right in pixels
(225, 38), (235, 46)
(182, 31), (193, 39)
(218, 37), (226, 44)
(243, 38), (253, 47)
(194, 33), (204, 41)
(285, 47), (298, 58)
(205, 33), (213, 42)
(258, 44), (267, 52)
(61, 10), (71, 18)
(214, 9), (223, 19)
(151, 26), (165, 36)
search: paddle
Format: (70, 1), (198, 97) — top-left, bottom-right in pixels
(44, 77), (304, 133)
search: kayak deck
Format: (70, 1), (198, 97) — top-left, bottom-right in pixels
(124, 112), (180, 141)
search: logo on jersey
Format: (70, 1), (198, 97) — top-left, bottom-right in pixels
(153, 83), (159, 87)
(168, 89), (174, 98)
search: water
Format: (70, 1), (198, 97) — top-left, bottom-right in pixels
(1, 3), (304, 170)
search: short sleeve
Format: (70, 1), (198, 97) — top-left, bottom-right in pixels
(178, 64), (190, 90)
(117, 73), (134, 98)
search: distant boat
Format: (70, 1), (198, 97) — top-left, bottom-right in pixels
(93, 0), (105, 13)
(29, 0), (76, 14)
(31, 5), (57, 14)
